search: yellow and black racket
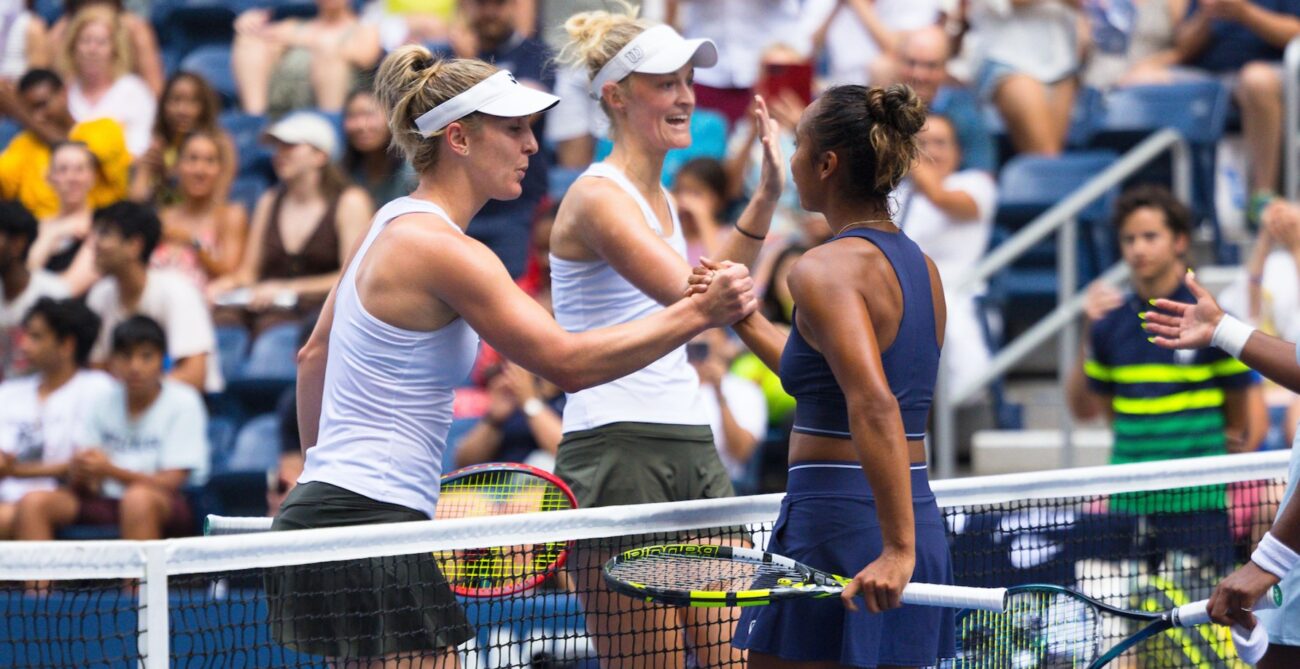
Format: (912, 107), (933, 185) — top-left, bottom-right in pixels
(433, 462), (577, 597)
(603, 543), (1280, 668)
(602, 543), (1004, 609)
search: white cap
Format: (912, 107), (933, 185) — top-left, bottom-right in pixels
(414, 70), (560, 136)
(590, 24), (718, 100)
(263, 112), (339, 160)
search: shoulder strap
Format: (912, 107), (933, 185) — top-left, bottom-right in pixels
(582, 163), (666, 236)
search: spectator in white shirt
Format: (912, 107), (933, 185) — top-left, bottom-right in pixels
(13, 315), (207, 541)
(803, 0), (942, 86)
(85, 202), (220, 393)
(895, 114), (998, 401)
(0, 201), (69, 380)
(60, 4), (156, 156)
(0, 297), (111, 538)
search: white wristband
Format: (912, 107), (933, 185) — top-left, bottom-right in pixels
(1210, 314), (1255, 358)
(1251, 532), (1300, 580)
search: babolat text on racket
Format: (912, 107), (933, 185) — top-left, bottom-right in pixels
(432, 462), (577, 597)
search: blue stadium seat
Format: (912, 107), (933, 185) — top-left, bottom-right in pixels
(226, 323), (298, 413)
(229, 175), (270, 215)
(1090, 81), (1231, 256)
(32, 0), (61, 25)
(989, 151), (1120, 333)
(219, 110), (273, 180)
(179, 45), (237, 107)
(215, 324), (250, 387)
(0, 118), (20, 153)
(207, 412), (241, 473)
(225, 413), (281, 473)
(152, 0), (238, 73)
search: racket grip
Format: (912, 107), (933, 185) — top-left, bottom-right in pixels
(1173, 586), (1283, 627)
(901, 583), (1006, 611)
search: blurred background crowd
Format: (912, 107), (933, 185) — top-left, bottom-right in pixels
(0, 0), (1297, 540)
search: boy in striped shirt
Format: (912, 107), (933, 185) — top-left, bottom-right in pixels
(1067, 185), (1258, 567)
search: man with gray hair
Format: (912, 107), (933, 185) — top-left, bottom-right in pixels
(891, 26), (996, 173)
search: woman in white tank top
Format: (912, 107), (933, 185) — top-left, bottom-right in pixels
(549, 9), (785, 668)
(267, 46), (758, 668)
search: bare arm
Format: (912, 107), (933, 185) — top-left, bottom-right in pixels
(203, 204), (249, 278)
(211, 191), (273, 293)
(845, 0), (901, 54)
(24, 15), (49, 70)
(910, 163), (981, 220)
(1065, 334), (1110, 421)
(788, 252), (914, 613)
(1146, 271), (1300, 392)
(127, 14), (165, 95)
(169, 354), (207, 391)
(1233, 1), (1300, 48)
(1173, 7), (1212, 61)
(438, 234), (754, 393)
(8, 461), (69, 479)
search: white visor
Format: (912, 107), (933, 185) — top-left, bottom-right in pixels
(589, 24), (718, 100)
(414, 70), (560, 136)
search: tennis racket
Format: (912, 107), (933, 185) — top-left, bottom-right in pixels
(602, 543), (1280, 668)
(431, 462), (577, 597)
(951, 582), (1280, 669)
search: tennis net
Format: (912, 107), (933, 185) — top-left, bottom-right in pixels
(0, 450), (1290, 668)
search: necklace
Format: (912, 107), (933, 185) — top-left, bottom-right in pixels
(836, 219), (893, 235)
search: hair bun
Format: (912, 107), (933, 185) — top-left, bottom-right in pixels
(868, 84), (926, 139)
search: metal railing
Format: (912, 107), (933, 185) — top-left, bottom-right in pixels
(932, 128), (1191, 479)
(1285, 36), (1300, 200)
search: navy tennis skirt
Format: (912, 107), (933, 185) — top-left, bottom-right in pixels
(733, 461), (956, 668)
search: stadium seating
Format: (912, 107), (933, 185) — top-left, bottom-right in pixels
(225, 413), (282, 473)
(987, 151), (1120, 334)
(179, 45), (238, 108)
(225, 323), (299, 415)
(1089, 81), (1231, 256)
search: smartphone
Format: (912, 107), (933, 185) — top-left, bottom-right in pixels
(686, 342), (711, 363)
(759, 62), (813, 107)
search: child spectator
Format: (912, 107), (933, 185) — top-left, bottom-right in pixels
(0, 297), (111, 538)
(60, 4), (156, 156)
(85, 202), (220, 393)
(0, 69), (129, 220)
(12, 315), (208, 541)
(151, 131), (249, 293)
(130, 73), (238, 205)
(27, 142), (102, 296)
(0, 201), (69, 379)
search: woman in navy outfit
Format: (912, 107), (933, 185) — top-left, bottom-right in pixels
(706, 83), (956, 668)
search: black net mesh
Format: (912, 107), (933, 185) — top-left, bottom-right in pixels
(0, 476), (1289, 668)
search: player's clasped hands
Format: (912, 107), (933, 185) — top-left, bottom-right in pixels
(687, 258), (758, 326)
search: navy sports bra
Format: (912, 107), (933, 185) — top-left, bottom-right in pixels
(778, 227), (940, 441)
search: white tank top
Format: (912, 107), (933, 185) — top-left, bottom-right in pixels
(298, 197), (480, 518)
(550, 163), (705, 432)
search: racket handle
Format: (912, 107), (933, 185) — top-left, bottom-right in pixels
(901, 583), (1006, 611)
(1173, 585), (1283, 627)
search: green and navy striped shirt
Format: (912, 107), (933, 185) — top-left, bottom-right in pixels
(1086, 283), (1255, 512)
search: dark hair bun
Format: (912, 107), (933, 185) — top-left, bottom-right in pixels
(869, 84), (927, 139)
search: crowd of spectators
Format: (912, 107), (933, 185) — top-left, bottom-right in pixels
(0, 0), (1297, 539)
